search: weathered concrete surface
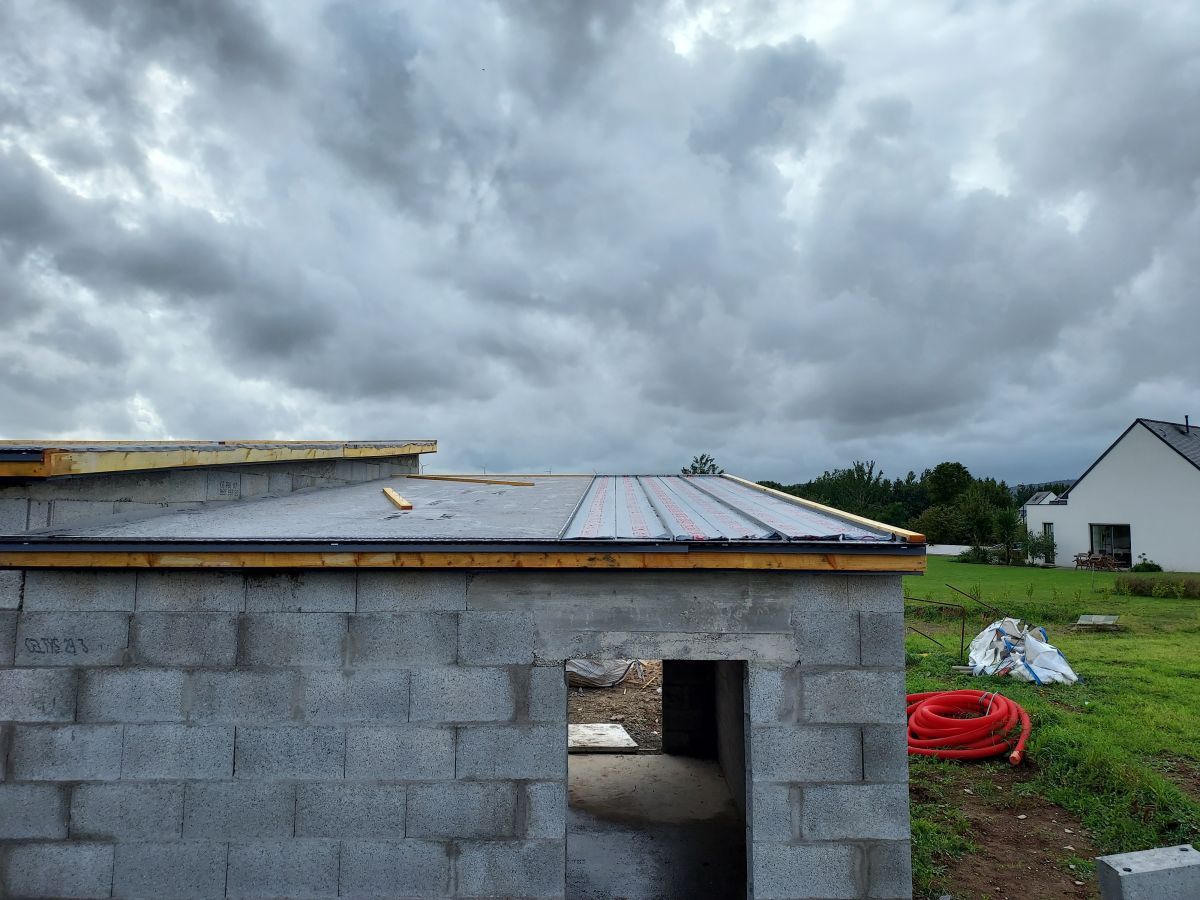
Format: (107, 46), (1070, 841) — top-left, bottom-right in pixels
(568, 754), (747, 899)
(0, 567), (911, 899)
(1097, 844), (1200, 900)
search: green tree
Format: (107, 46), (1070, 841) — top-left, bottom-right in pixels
(993, 507), (1022, 565)
(909, 504), (967, 545)
(683, 453), (723, 475)
(957, 483), (998, 546)
(925, 462), (973, 506)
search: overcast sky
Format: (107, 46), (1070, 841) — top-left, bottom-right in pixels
(2, 1), (1197, 484)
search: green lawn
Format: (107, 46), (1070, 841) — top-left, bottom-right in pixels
(903, 557), (1200, 897)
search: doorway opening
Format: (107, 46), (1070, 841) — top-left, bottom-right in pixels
(566, 660), (749, 899)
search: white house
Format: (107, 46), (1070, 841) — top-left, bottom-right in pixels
(1024, 418), (1200, 571)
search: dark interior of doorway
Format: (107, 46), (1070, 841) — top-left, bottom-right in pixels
(567, 660), (749, 899)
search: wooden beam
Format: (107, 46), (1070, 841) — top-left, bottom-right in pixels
(0, 550), (926, 573)
(382, 488), (413, 510)
(407, 475), (536, 487)
(721, 474), (926, 543)
(0, 442), (438, 479)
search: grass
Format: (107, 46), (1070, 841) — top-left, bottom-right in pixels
(903, 557), (1200, 897)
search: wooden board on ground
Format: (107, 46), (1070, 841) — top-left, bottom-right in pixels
(568, 723), (638, 753)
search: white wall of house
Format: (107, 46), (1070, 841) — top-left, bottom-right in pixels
(1024, 422), (1200, 572)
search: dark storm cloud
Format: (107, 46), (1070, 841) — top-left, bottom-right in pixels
(1, 0), (1199, 483)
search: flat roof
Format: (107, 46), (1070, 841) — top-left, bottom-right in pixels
(0, 440), (438, 479)
(0, 474), (925, 572)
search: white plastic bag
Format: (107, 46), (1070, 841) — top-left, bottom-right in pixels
(967, 619), (1077, 685)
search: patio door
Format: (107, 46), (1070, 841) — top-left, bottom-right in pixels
(1089, 524), (1131, 567)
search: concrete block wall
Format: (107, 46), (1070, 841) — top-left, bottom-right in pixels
(0, 567), (910, 899)
(0, 456), (420, 533)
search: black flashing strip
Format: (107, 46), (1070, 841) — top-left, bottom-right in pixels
(0, 538), (927, 556)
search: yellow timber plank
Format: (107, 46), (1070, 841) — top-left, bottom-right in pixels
(0, 442), (437, 478)
(721, 474), (926, 542)
(382, 488), (413, 510)
(0, 551), (926, 572)
(407, 475), (536, 487)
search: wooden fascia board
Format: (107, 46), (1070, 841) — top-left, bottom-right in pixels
(720, 474), (926, 542)
(0, 550), (925, 573)
(0, 442), (437, 478)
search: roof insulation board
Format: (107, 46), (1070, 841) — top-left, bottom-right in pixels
(3, 474), (913, 546)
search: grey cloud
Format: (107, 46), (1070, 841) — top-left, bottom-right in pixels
(1, 0), (1199, 487)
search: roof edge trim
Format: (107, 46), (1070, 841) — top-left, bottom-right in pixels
(719, 474), (926, 542)
(0, 441), (438, 479)
(0, 549), (925, 573)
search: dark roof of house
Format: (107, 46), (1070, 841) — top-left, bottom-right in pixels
(1062, 418), (1200, 498)
(1022, 491), (1055, 506)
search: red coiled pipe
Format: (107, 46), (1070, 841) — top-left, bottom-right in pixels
(906, 690), (1031, 766)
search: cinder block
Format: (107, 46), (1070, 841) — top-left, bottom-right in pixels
(529, 664), (567, 722)
(10, 724), (123, 780)
(863, 724), (909, 783)
(346, 726), (455, 781)
(751, 782), (796, 842)
(122, 724), (234, 780)
(356, 571), (468, 611)
(457, 725), (566, 780)
(78, 668), (186, 722)
(299, 670), (409, 723)
(801, 783), (910, 840)
(15, 610), (129, 665)
(407, 781), (517, 838)
(1, 842), (115, 899)
(868, 840), (914, 899)
(456, 840), (565, 899)
(859, 611), (907, 668)
(239, 613), (347, 667)
(22, 569), (135, 610)
(245, 572), (355, 612)
(0, 784), (68, 838)
(0, 498), (29, 533)
(135, 571), (245, 611)
(71, 783), (184, 840)
(348, 612), (457, 666)
(793, 607), (859, 666)
(748, 665), (801, 725)
(458, 611), (540, 664)
(132, 612), (238, 667)
(184, 782), (295, 838)
(28, 499), (50, 528)
(235, 726), (345, 779)
(1, 610), (16, 664)
(411, 666), (516, 722)
(241, 472), (269, 497)
(267, 472), (292, 494)
(1097, 844), (1200, 900)
(206, 471), (241, 500)
(114, 841), (228, 899)
(801, 669), (907, 724)
(48, 499), (116, 526)
(752, 842), (861, 899)
(296, 783), (406, 838)
(750, 725), (862, 782)
(226, 840), (339, 898)
(338, 840), (451, 898)
(524, 781), (567, 839)
(843, 575), (903, 612)
(189, 671), (296, 723)
(0, 567), (22, 607)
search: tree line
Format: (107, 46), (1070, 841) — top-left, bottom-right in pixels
(758, 460), (1071, 551)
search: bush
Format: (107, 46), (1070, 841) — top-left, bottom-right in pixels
(955, 545), (990, 564)
(1115, 574), (1200, 599)
(1132, 553), (1163, 572)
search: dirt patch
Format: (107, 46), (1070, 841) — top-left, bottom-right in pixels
(567, 660), (663, 752)
(1156, 754), (1200, 801)
(919, 762), (1100, 899)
